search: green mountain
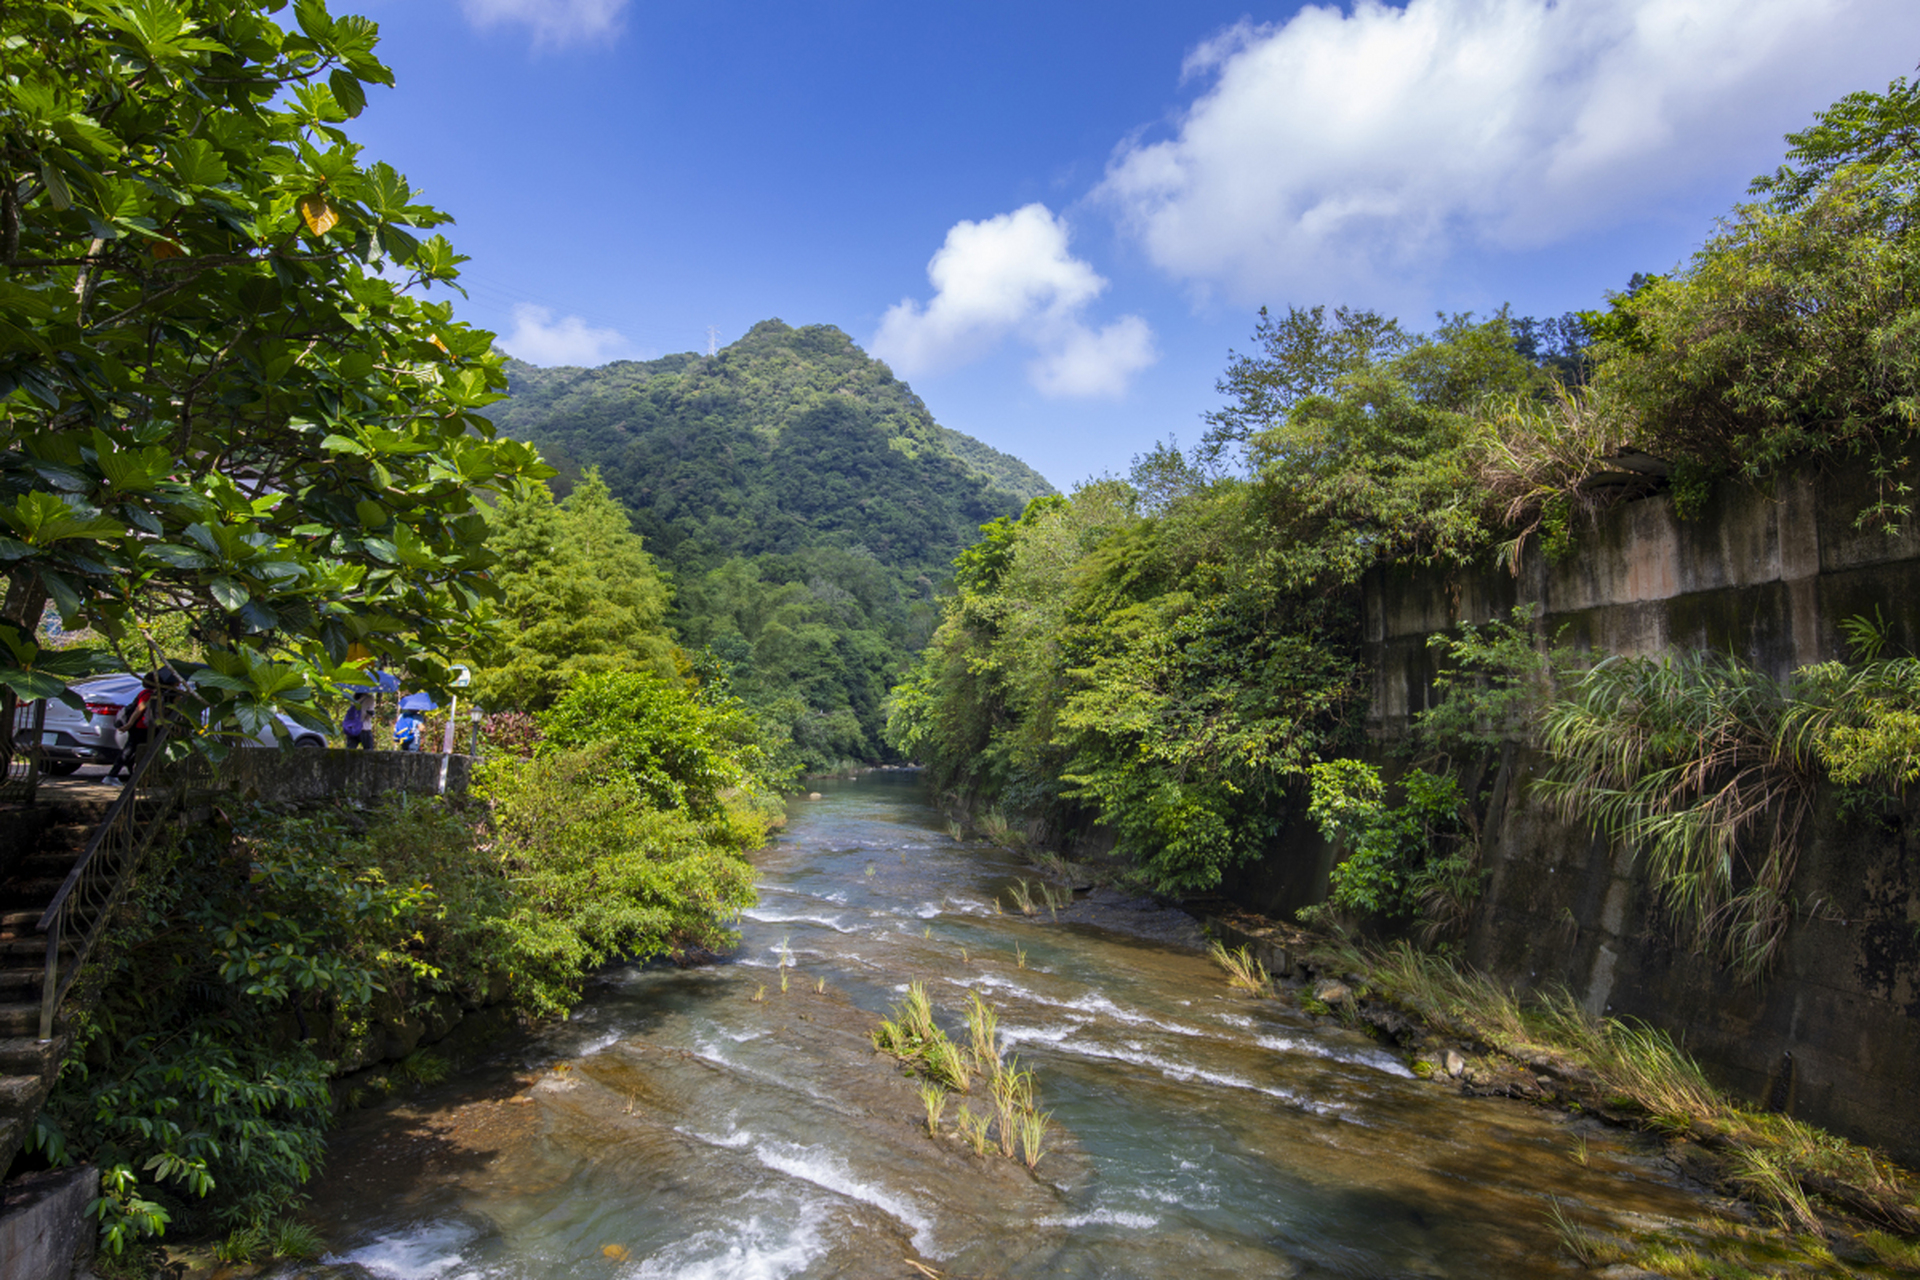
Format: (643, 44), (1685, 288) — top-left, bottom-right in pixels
(487, 319), (1052, 574)
(484, 319), (1056, 772)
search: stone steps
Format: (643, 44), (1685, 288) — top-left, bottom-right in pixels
(0, 1003), (41, 1038)
(0, 880), (64, 910)
(0, 800), (102, 1180)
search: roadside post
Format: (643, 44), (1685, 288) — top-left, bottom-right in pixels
(438, 665), (473, 794)
(441, 664), (471, 755)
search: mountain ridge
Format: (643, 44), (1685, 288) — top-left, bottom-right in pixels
(480, 318), (1057, 768)
(487, 319), (1054, 562)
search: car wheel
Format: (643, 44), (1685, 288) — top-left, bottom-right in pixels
(296, 736), (327, 748)
(42, 760), (82, 776)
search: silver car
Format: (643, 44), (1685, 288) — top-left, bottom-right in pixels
(33, 673), (328, 773)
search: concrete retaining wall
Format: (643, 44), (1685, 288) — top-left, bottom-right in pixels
(1467, 746), (1920, 1164)
(1224, 459), (1920, 1162)
(211, 748), (472, 803)
(0, 1164), (94, 1280)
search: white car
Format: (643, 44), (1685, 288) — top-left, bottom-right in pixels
(34, 672), (328, 774)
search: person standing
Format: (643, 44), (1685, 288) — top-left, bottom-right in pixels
(393, 704), (423, 752)
(105, 668), (177, 784)
(104, 678), (155, 785)
(343, 690), (377, 749)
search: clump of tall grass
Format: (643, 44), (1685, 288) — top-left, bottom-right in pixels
(875, 987), (1055, 1170)
(1030, 850), (1073, 882)
(267, 1219), (326, 1262)
(956, 1104), (993, 1156)
(1536, 652), (1817, 980)
(1017, 1109), (1052, 1171)
(1207, 940), (1270, 995)
(919, 1083), (948, 1138)
(991, 1059), (1037, 1158)
(978, 807), (1022, 850)
(1470, 383), (1623, 573)
(1728, 1147), (1823, 1235)
(214, 1225), (268, 1264)
(1005, 879), (1037, 916)
(965, 993), (1002, 1076)
(873, 983), (965, 1086)
(1544, 1197), (1621, 1269)
(395, 1050), (449, 1087)
(923, 1037), (971, 1092)
(873, 982), (938, 1054)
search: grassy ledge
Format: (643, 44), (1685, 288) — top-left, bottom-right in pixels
(1205, 918), (1920, 1277)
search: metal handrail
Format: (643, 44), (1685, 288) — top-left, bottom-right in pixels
(3, 697), (47, 803)
(35, 716), (194, 1041)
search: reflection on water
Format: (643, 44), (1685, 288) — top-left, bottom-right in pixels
(295, 772), (1718, 1279)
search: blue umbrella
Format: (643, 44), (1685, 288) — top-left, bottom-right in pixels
(398, 692), (438, 712)
(342, 669), (401, 695)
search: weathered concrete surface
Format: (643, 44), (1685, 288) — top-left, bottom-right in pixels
(1466, 748), (1920, 1165)
(209, 748), (472, 803)
(0, 1163), (95, 1280)
(1230, 460), (1920, 1162)
(1365, 462), (1920, 735)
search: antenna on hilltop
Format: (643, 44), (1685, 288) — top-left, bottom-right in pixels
(706, 326), (719, 357)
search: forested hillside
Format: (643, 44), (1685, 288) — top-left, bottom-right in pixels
(484, 319), (1055, 771)
(486, 319), (1051, 568)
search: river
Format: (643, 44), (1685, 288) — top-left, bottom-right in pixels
(292, 771), (1724, 1279)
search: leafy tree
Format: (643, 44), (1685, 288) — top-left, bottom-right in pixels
(891, 309), (1538, 892)
(0, 0), (547, 744)
(481, 746), (761, 1008)
(1303, 760), (1476, 935)
(1751, 73), (1920, 227)
(475, 469), (674, 709)
(1198, 304), (1409, 472)
(1581, 76), (1920, 529)
(537, 669), (775, 821)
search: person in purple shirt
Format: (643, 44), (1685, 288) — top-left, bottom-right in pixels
(342, 691), (377, 749)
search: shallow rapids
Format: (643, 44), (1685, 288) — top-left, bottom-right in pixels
(295, 772), (1724, 1279)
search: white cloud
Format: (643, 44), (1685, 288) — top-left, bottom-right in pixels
(1029, 316), (1158, 400)
(499, 304), (634, 366)
(872, 204), (1157, 398)
(1099, 0), (1918, 305)
(457, 0), (625, 48)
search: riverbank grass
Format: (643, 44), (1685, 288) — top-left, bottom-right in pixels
(1262, 936), (1920, 1263)
(1207, 940), (1270, 994)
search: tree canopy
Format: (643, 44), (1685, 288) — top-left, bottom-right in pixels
(474, 468), (675, 710)
(0, 0), (546, 739)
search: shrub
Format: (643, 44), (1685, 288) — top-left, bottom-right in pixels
(1307, 760), (1479, 937)
(539, 670), (772, 816)
(480, 747), (762, 1015)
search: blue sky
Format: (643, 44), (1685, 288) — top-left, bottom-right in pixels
(348, 0), (1918, 489)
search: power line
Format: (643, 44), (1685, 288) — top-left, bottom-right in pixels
(707, 326), (719, 357)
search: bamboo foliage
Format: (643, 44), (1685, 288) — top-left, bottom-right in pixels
(1536, 652), (1818, 979)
